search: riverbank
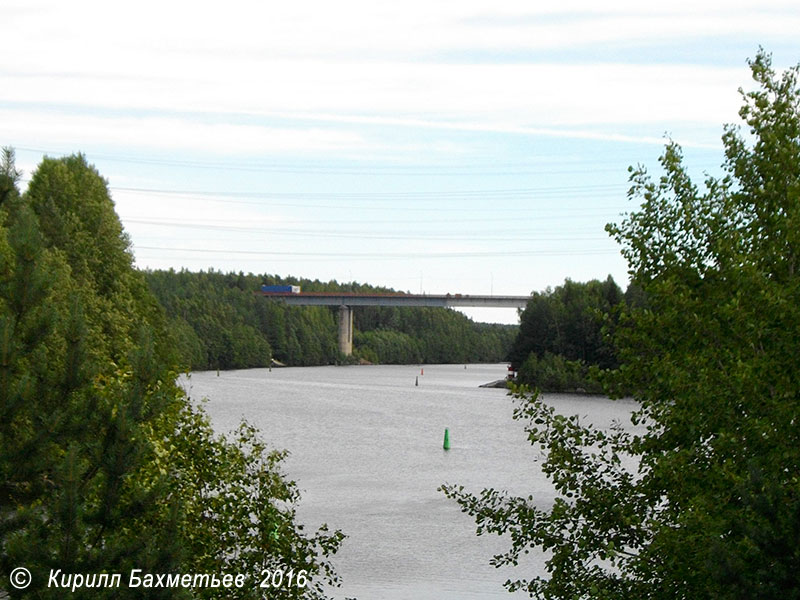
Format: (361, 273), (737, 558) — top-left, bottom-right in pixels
(479, 379), (511, 389)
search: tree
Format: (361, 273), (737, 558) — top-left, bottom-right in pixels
(442, 50), (800, 599)
(0, 153), (345, 598)
(507, 277), (623, 372)
(506, 277), (623, 391)
(0, 148), (22, 207)
(354, 329), (422, 364)
(0, 170), (187, 599)
(23, 154), (174, 368)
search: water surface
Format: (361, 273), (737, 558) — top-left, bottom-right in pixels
(182, 364), (638, 599)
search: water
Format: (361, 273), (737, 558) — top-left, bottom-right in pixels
(181, 364), (639, 599)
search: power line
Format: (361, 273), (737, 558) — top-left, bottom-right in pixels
(133, 244), (619, 260)
(110, 182), (625, 199)
(15, 145), (717, 176)
(119, 212), (626, 226)
(105, 184), (627, 212)
(122, 218), (611, 242)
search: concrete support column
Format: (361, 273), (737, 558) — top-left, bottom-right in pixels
(338, 305), (354, 355)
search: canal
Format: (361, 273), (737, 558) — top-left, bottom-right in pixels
(182, 363), (639, 599)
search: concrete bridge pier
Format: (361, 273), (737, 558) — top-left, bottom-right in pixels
(338, 305), (354, 356)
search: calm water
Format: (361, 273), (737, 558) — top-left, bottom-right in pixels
(181, 364), (638, 600)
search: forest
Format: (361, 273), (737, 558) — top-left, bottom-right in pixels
(0, 150), (345, 599)
(144, 269), (518, 370)
(3, 48), (798, 600)
(0, 142), (637, 600)
(506, 276), (641, 393)
(6, 51), (800, 600)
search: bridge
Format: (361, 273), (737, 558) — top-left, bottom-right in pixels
(258, 292), (530, 355)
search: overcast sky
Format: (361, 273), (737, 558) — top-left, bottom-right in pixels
(3, 1), (798, 323)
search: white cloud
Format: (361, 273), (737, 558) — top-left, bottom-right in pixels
(0, 109), (367, 154)
(7, 1), (798, 64)
(1, 0), (791, 310)
(2, 60), (742, 155)
(3, 0), (788, 158)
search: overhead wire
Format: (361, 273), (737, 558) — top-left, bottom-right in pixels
(121, 218), (611, 242)
(119, 212), (626, 226)
(14, 146), (634, 263)
(15, 145), (719, 176)
(106, 184), (629, 212)
(133, 244), (620, 261)
(110, 182), (625, 199)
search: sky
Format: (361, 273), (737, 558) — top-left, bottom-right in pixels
(2, 1), (799, 323)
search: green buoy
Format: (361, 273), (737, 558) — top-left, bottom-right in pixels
(443, 427), (450, 450)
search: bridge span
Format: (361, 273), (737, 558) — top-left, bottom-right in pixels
(258, 292), (530, 355)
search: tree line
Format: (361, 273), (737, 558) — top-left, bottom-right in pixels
(144, 269), (518, 370)
(6, 47), (796, 600)
(0, 150), (343, 599)
(507, 276), (645, 393)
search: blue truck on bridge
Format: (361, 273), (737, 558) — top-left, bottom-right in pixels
(261, 285), (301, 294)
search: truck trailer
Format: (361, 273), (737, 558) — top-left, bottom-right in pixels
(260, 285), (301, 294)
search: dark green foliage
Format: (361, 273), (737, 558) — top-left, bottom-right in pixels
(0, 167), (187, 598)
(145, 269), (518, 369)
(0, 148), (22, 207)
(160, 401), (345, 600)
(508, 277), (623, 391)
(0, 153), (344, 598)
(169, 315), (207, 368)
(25, 155), (130, 297)
(146, 269), (278, 370)
(517, 352), (603, 394)
(354, 304), (516, 364)
(355, 329), (422, 364)
(443, 50), (800, 599)
(23, 154), (175, 369)
(508, 277), (622, 371)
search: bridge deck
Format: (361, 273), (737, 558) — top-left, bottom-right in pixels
(258, 292), (530, 309)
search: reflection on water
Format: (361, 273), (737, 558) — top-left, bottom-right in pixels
(182, 364), (638, 600)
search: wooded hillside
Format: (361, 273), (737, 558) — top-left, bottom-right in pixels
(145, 269), (518, 370)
